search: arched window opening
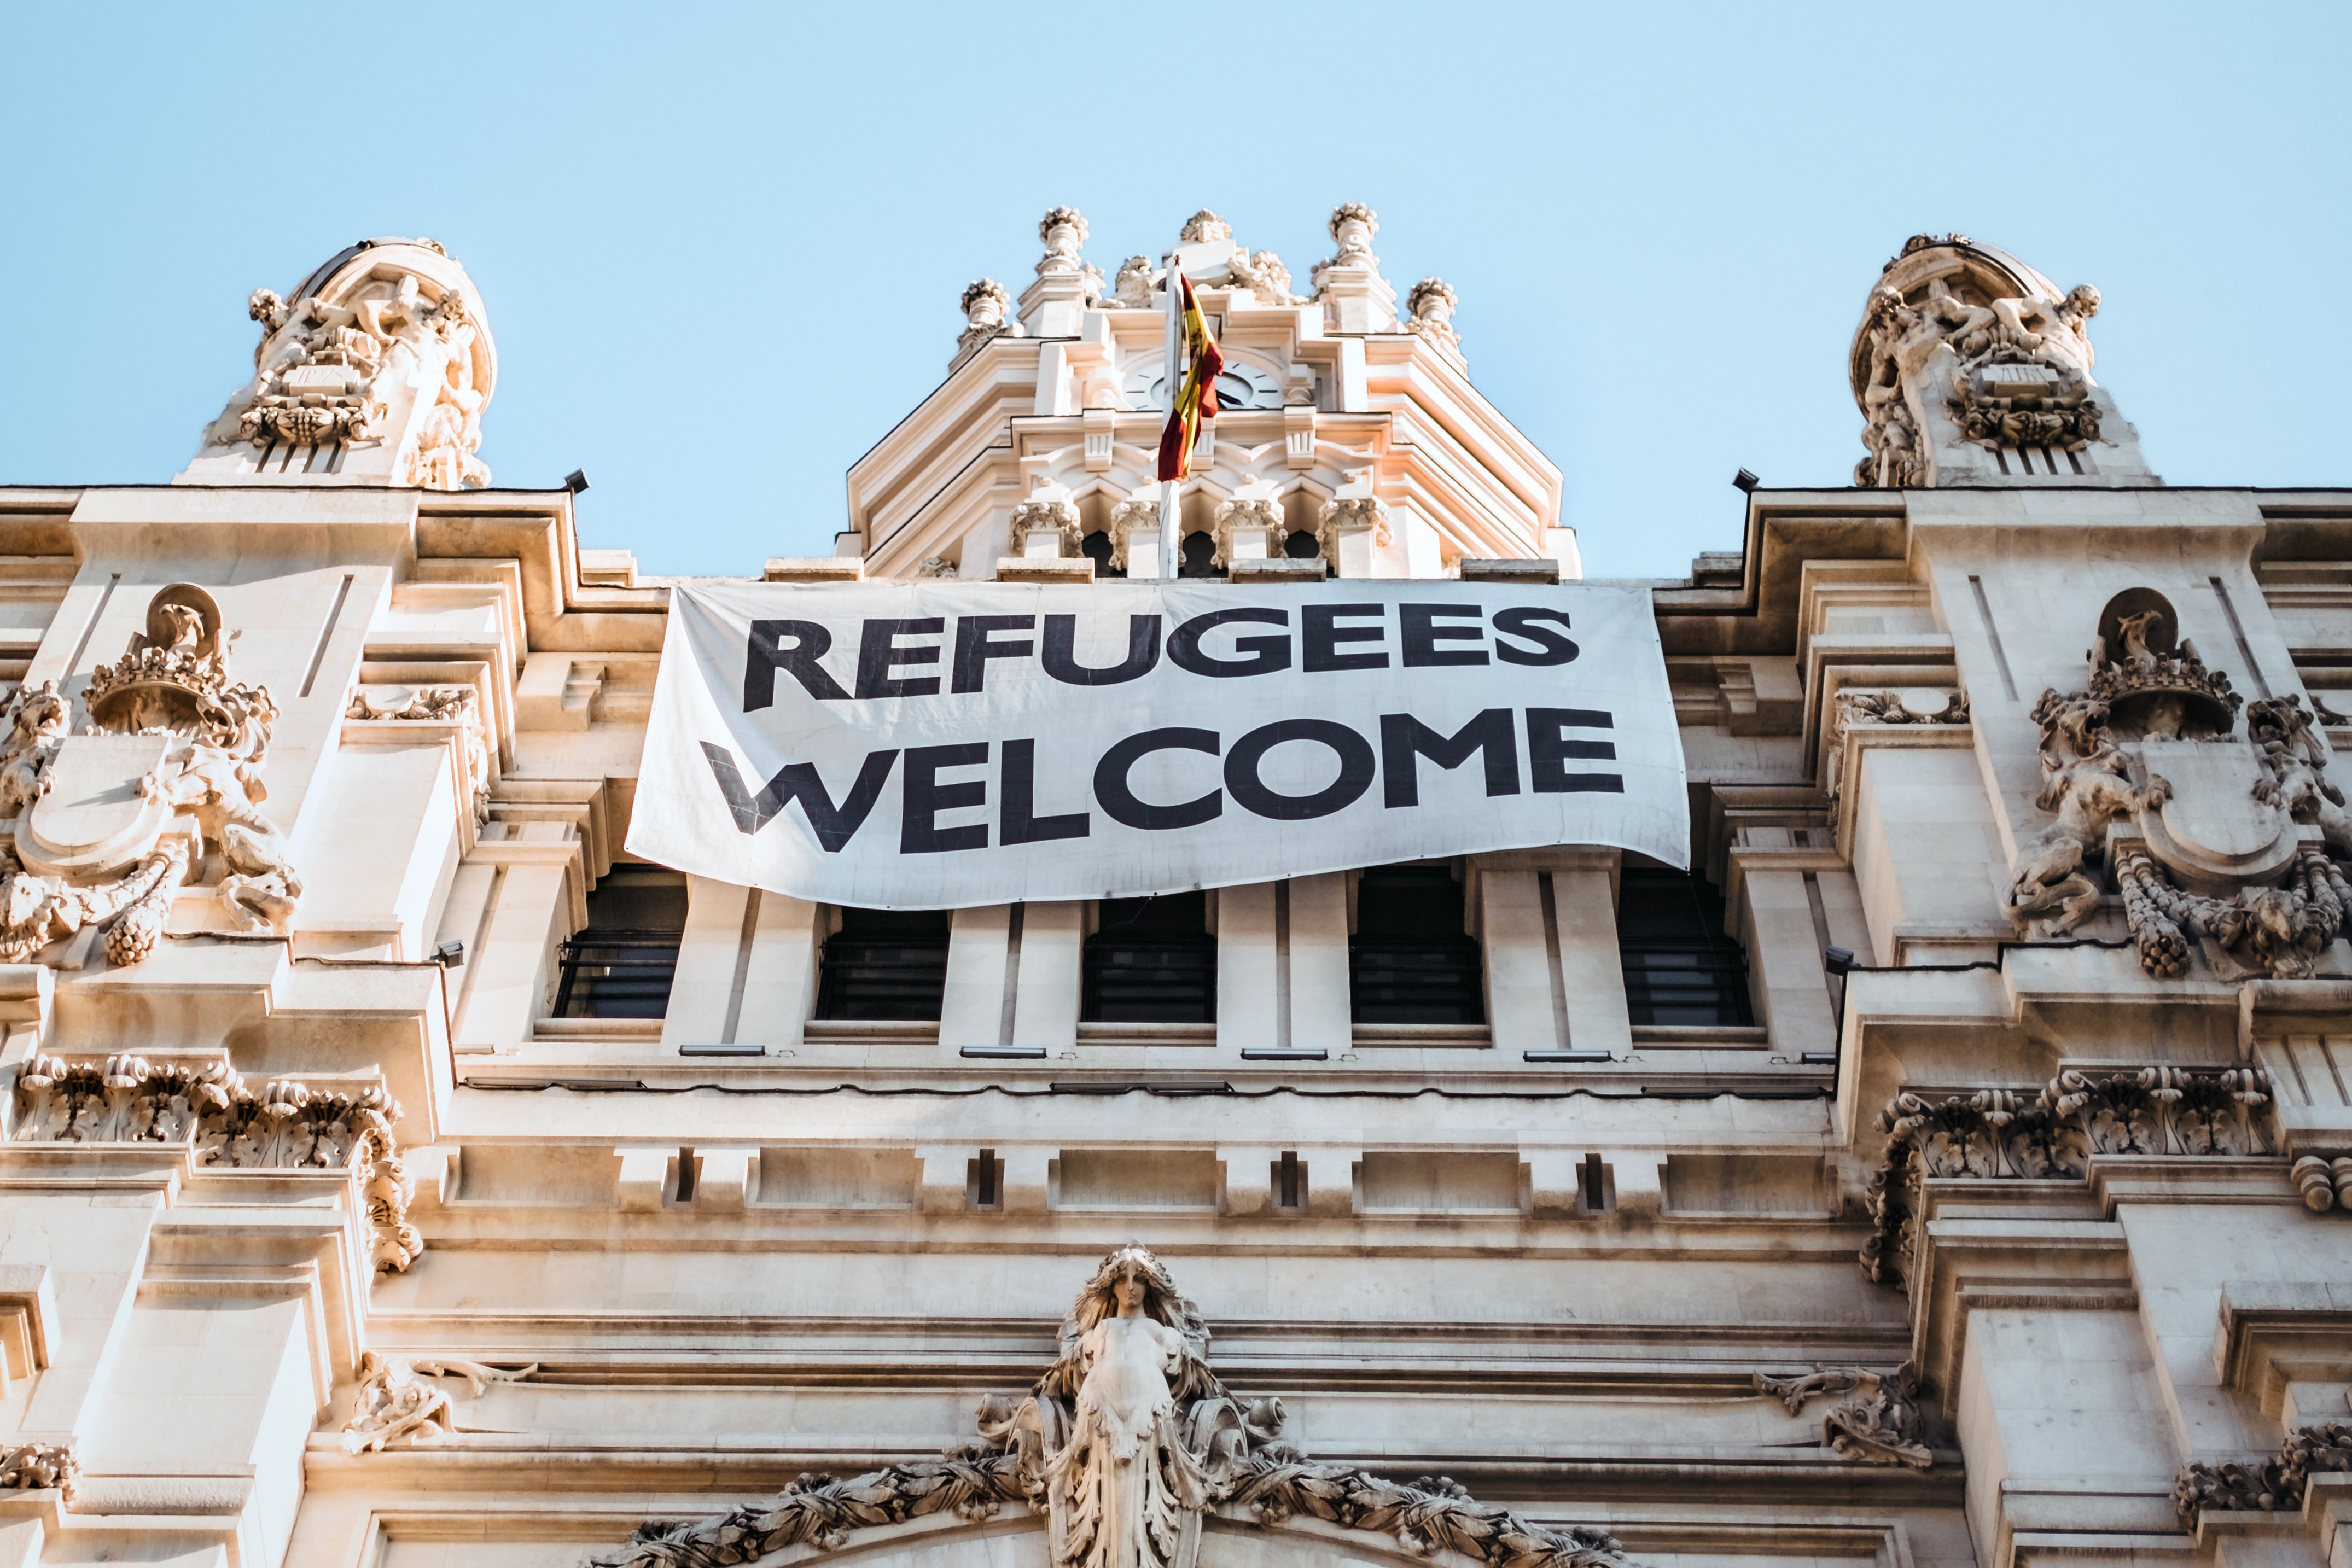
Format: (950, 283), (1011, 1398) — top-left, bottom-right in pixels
(1282, 528), (1322, 560)
(555, 864), (686, 1018)
(816, 907), (951, 1021)
(1350, 865), (1483, 1024)
(1082, 892), (1215, 1023)
(1616, 868), (1755, 1027)
(1081, 529), (1123, 578)
(1178, 529), (1222, 578)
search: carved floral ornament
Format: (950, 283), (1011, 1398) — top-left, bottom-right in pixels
(4, 1051), (420, 1272)
(0, 1442), (76, 1504)
(347, 685), (492, 825)
(0, 585), (302, 970)
(2176, 1422), (2352, 1524)
(1824, 687), (1970, 800)
(2002, 592), (2352, 981)
(595, 1245), (1637, 1568)
(1859, 1066), (2275, 1289)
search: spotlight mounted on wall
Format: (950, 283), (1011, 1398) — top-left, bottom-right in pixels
(1732, 469), (1760, 493)
(563, 469), (590, 494)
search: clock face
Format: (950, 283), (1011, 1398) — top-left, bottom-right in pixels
(1126, 359), (1284, 412)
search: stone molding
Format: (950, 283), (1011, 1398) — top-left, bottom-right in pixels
(595, 1244), (1634, 1568)
(5, 1052), (421, 1272)
(1861, 1067), (2276, 1288)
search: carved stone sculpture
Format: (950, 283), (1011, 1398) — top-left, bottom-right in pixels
(185, 238), (493, 489)
(1179, 212), (1231, 245)
(1209, 499), (1284, 568)
(1107, 500), (1158, 573)
(592, 1245), (1633, 1568)
(1039, 208), (1089, 276)
(1861, 1068), (2272, 1287)
(1226, 252), (1296, 307)
(343, 1351), (537, 1452)
(1316, 496), (1390, 556)
(956, 280), (1021, 365)
(0, 1442), (75, 1503)
(0, 585), (302, 967)
(2004, 690), (2160, 937)
(1754, 1363), (1930, 1468)
(8, 1052), (421, 1271)
(1406, 279), (1462, 359)
(1011, 500), (1084, 559)
(1325, 203), (1377, 269)
(2176, 1422), (2352, 1523)
(1111, 258), (1156, 311)
(917, 556), (960, 579)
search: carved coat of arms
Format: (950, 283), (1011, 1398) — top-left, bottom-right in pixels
(0, 584), (302, 968)
(2006, 591), (2352, 979)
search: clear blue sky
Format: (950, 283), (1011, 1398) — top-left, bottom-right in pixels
(3, 3), (2344, 580)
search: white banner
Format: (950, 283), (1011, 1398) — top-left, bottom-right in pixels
(626, 580), (1687, 907)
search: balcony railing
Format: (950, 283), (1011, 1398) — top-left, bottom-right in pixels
(552, 928), (681, 1020)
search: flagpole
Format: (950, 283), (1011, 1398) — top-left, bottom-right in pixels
(1160, 253), (1183, 580)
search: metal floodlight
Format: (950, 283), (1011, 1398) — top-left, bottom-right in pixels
(1823, 945), (1856, 977)
(1733, 468), (1761, 493)
(433, 939), (466, 968)
(563, 469), (590, 494)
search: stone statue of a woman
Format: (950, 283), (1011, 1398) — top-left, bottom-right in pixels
(1040, 1245), (1214, 1568)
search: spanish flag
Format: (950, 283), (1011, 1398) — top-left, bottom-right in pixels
(1155, 270), (1225, 482)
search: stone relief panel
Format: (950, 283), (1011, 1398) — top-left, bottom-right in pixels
(595, 1245), (1634, 1568)
(0, 585), (302, 969)
(343, 1352), (538, 1452)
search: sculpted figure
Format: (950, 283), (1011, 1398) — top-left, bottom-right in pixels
(2249, 695), (2352, 855)
(2007, 690), (2163, 936)
(0, 681), (67, 817)
(1991, 284), (2100, 369)
(1044, 1246), (1214, 1568)
(1111, 257), (1156, 311)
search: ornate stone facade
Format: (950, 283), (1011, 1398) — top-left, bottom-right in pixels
(3, 218), (2352, 1568)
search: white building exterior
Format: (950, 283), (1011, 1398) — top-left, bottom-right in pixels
(1, 214), (2350, 1568)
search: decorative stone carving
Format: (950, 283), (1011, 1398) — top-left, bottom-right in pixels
(190, 240), (492, 489)
(1754, 1363), (1930, 1469)
(592, 1245), (1633, 1568)
(1011, 500), (1084, 559)
(343, 1351), (537, 1452)
(1826, 688), (1970, 800)
(347, 686), (491, 825)
(1316, 497), (1390, 556)
(0, 1442), (75, 1503)
(1038, 208), (1089, 276)
(2175, 1422), (2352, 1523)
(917, 556), (960, 580)
(7, 1052), (422, 1272)
(1179, 212), (1231, 245)
(0, 585), (302, 967)
(1227, 252), (1296, 307)
(1860, 1068), (2273, 1287)
(956, 280), (1021, 365)
(1406, 279), (1461, 359)
(1108, 500), (1159, 573)
(2290, 1153), (2352, 1212)
(1210, 499), (1284, 568)
(1111, 258), (1156, 311)
(1325, 204), (1378, 270)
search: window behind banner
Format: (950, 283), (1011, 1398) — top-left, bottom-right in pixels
(816, 907), (952, 1021)
(554, 865), (687, 1019)
(1617, 868), (1755, 1027)
(1082, 892), (1216, 1023)
(1350, 865), (1484, 1025)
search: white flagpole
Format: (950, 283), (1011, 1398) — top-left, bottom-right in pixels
(1160, 255), (1183, 580)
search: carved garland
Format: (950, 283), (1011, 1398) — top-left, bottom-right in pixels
(592, 1244), (1634, 1568)
(1860, 1068), (2274, 1288)
(0, 1442), (76, 1505)
(2175, 1421), (2352, 1523)
(7, 1054), (421, 1272)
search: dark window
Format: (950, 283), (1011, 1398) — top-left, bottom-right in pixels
(1282, 528), (1322, 560)
(816, 907), (952, 1020)
(1178, 530), (1222, 578)
(1082, 529), (1124, 578)
(1617, 868), (1754, 1026)
(1349, 865), (1484, 1024)
(1083, 892), (1215, 1023)
(555, 865), (687, 1019)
